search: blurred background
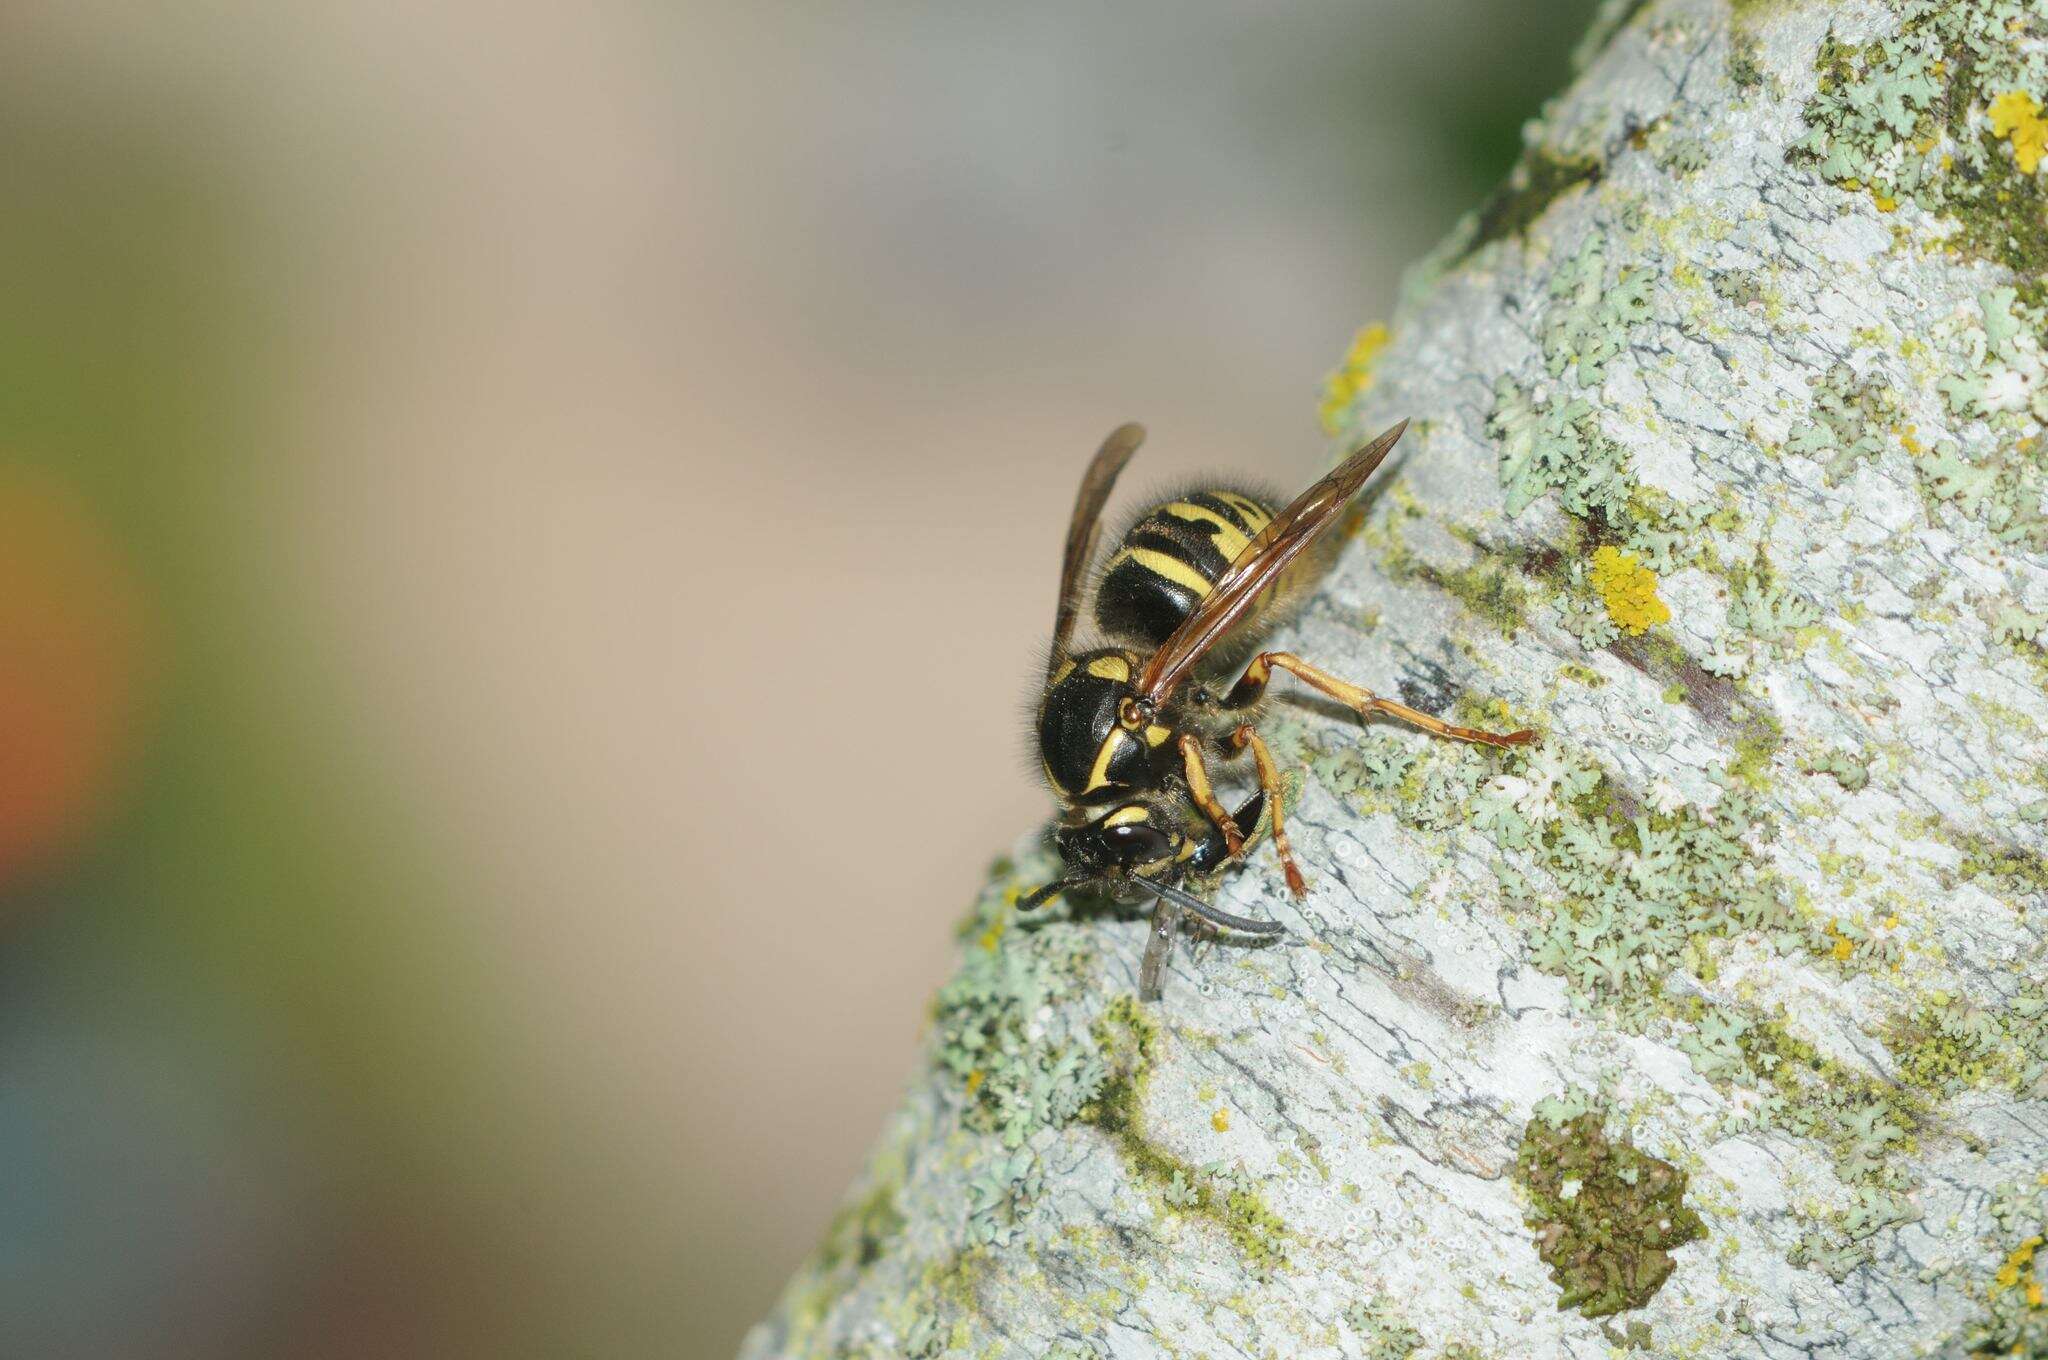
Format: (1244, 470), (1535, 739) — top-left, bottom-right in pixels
(0, 2), (1596, 1356)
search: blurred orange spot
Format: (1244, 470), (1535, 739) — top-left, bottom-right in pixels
(0, 468), (150, 893)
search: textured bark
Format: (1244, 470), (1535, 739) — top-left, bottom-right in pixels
(742, 2), (2048, 1356)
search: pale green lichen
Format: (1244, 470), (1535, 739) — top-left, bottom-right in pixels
(1794, 1), (2048, 313)
(965, 1148), (1042, 1246)
(1340, 1296), (1426, 1360)
(1723, 548), (1821, 647)
(1995, 603), (2048, 648)
(1513, 1100), (1706, 1317)
(1703, 1012), (1929, 1279)
(1543, 237), (1656, 387)
(1785, 362), (1903, 485)
(1512, 754), (1793, 1006)
(1915, 289), (2048, 552)
(1884, 994), (2010, 1095)
(1315, 725), (1813, 1023)
(1804, 748), (1872, 792)
(933, 907), (1109, 1148)
(1491, 380), (1636, 522)
(1651, 127), (1712, 178)
(1909, 811), (2048, 905)
(1484, 230), (1659, 537)
(1934, 287), (2048, 424)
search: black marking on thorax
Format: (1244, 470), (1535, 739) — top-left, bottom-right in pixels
(1037, 648), (1173, 803)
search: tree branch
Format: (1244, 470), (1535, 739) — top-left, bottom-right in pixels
(743, 1), (2048, 1355)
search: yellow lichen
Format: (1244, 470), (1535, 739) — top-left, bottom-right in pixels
(1588, 545), (1671, 635)
(1318, 322), (1390, 433)
(1995, 1235), (2043, 1296)
(1988, 91), (2048, 176)
(1211, 1107), (1231, 1132)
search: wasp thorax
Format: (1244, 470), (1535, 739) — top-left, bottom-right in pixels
(1037, 647), (1169, 801)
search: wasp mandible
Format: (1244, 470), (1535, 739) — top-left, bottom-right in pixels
(1024, 420), (1534, 999)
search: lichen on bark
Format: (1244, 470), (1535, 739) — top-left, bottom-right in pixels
(742, 1), (2048, 1356)
(1513, 1100), (1707, 1318)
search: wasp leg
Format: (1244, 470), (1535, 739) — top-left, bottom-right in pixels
(1178, 733), (1246, 855)
(1187, 790), (1264, 874)
(1230, 724), (1306, 897)
(1225, 651), (1535, 749)
(1138, 894), (1183, 1002)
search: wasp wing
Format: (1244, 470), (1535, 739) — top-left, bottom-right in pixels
(1049, 422), (1146, 673)
(1135, 419), (1408, 704)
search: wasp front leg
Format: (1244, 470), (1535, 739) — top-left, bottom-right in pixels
(1178, 733), (1245, 855)
(1230, 724), (1306, 897)
(1225, 651), (1535, 749)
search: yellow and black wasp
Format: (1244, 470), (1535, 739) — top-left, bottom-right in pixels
(1023, 419), (1534, 999)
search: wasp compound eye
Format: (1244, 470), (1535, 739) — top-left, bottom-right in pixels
(1102, 820), (1172, 865)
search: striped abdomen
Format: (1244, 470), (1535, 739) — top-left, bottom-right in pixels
(1093, 490), (1275, 649)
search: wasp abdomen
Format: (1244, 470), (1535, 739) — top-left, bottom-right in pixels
(1094, 491), (1275, 648)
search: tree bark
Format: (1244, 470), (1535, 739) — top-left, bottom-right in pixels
(742, 1), (2048, 1356)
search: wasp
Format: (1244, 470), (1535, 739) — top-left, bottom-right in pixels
(1023, 419), (1534, 999)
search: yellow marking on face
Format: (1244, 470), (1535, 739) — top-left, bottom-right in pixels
(1144, 724), (1171, 747)
(1164, 501), (1253, 562)
(1083, 730), (1129, 793)
(1051, 657), (1076, 685)
(1103, 805), (1149, 827)
(1086, 654), (1131, 682)
(1175, 838), (1198, 861)
(1107, 546), (1213, 596)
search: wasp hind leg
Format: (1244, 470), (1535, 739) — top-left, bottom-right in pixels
(1226, 651), (1535, 749)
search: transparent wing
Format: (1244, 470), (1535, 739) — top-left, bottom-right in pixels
(1135, 419), (1408, 703)
(1049, 422), (1146, 673)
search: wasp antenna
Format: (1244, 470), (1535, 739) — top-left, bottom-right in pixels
(1147, 880), (1287, 937)
(1019, 880), (1068, 912)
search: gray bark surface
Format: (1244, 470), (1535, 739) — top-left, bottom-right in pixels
(743, 2), (2048, 1356)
